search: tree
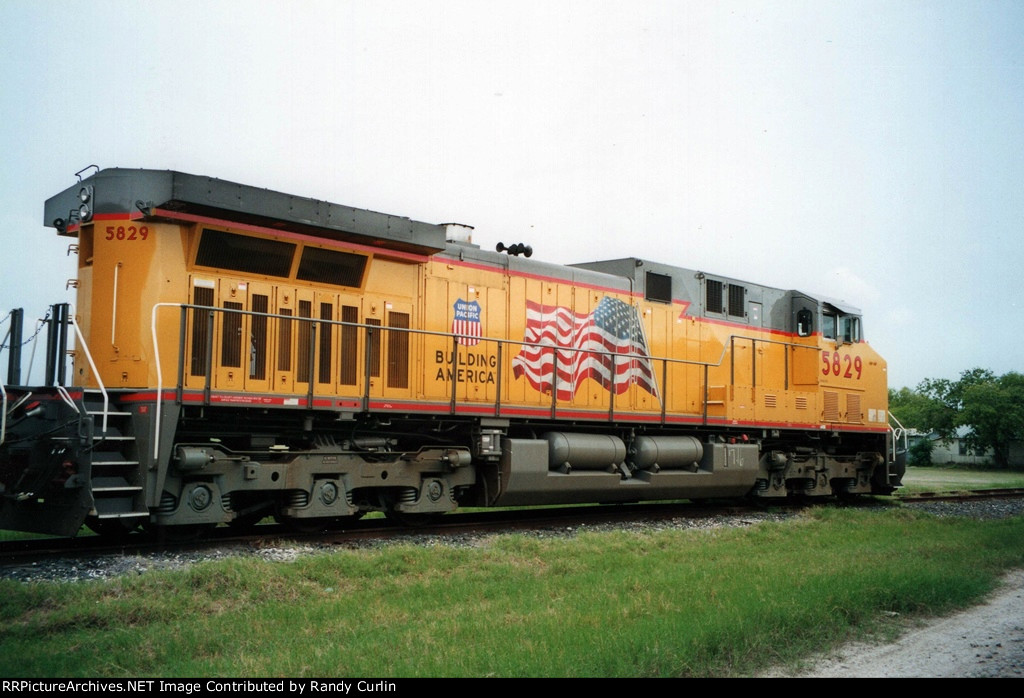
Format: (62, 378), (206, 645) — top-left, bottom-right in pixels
(957, 372), (1024, 469)
(890, 369), (1024, 470)
(907, 438), (934, 468)
(916, 368), (996, 440)
(888, 386), (945, 431)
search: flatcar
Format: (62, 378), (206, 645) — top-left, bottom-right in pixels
(0, 168), (905, 537)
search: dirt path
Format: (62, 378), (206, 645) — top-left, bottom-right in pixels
(769, 569), (1024, 678)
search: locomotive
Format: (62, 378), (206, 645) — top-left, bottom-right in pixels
(0, 168), (904, 537)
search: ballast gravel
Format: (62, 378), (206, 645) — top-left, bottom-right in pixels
(0, 510), (794, 584)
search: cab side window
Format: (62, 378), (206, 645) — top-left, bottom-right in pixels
(822, 313), (837, 340)
(796, 308), (813, 337)
(842, 316), (861, 343)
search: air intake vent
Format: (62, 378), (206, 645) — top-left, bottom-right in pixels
(728, 284), (746, 318)
(846, 394), (862, 423)
(823, 391), (840, 422)
(706, 280), (723, 314)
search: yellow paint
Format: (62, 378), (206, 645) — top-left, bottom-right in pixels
(72, 217), (888, 431)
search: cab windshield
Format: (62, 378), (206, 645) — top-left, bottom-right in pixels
(823, 311), (861, 343)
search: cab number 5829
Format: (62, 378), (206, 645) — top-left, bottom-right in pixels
(104, 225), (149, 241)
(821, 351), (863, 379)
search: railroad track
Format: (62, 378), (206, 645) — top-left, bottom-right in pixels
(898, 488), (1024, 502)
(0, 500), (733, 563)
(2, 490), (1021, 568)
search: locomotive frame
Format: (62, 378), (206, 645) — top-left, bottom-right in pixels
(0, 168), (905, 537)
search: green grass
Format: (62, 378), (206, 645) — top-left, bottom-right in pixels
(2, 505), (1023, 677)
(901, 465), (1024, 493)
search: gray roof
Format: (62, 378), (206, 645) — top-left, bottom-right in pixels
(44, 168), (448, 255)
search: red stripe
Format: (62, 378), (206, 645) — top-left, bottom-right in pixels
(107, 389), (890, 433)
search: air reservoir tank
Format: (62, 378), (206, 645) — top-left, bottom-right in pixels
(628, 436), (704, 471)
(543, 432), (626, 472)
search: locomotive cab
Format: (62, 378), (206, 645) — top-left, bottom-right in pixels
(821, 301), (862, 346)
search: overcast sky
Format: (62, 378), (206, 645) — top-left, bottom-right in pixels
(1, 0), (1022, 390)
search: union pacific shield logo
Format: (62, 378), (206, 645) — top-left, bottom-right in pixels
(452, 299), (482, 346)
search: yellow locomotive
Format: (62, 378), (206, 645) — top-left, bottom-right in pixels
(0, 168), (903, 536)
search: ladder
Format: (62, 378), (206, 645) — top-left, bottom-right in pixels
(83, 389), (149, 528)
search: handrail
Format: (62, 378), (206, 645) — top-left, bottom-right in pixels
(148, 302), (831, 460)
(68, 306), (109, 435)
(24, 316), (45, 385)
(3, 306), (108, 444)
(152, 302), (181, 459)
(157, 303), (817, 396)
(888, 411), (908, 462)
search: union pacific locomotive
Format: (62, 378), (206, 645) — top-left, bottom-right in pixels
(0, 168), (904, 537)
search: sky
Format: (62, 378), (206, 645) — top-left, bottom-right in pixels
(1, 0), (1022, 390)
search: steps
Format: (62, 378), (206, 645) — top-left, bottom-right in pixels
(83, 391), (149, 525)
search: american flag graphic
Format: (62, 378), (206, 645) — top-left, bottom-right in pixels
(512, 296), (660, 401)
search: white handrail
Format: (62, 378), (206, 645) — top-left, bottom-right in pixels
(2, 308), (110, 444)
(68, 306), (109, 435)
(111, 263), (120, 346)
(55, 383), (79, 413)
(888, 411), (908, 462)
(151, 302), (178, 460)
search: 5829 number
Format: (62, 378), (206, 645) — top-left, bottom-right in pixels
(104, 225), (149, 241)
(821, 351), (863, 379)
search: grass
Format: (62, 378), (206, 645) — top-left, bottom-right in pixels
(2, 505), (1023, 677)
(900, 465), (1024, 493)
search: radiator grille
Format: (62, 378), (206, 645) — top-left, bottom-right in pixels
(728, 284), (746, 318)
(706, 279), (723, 314)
